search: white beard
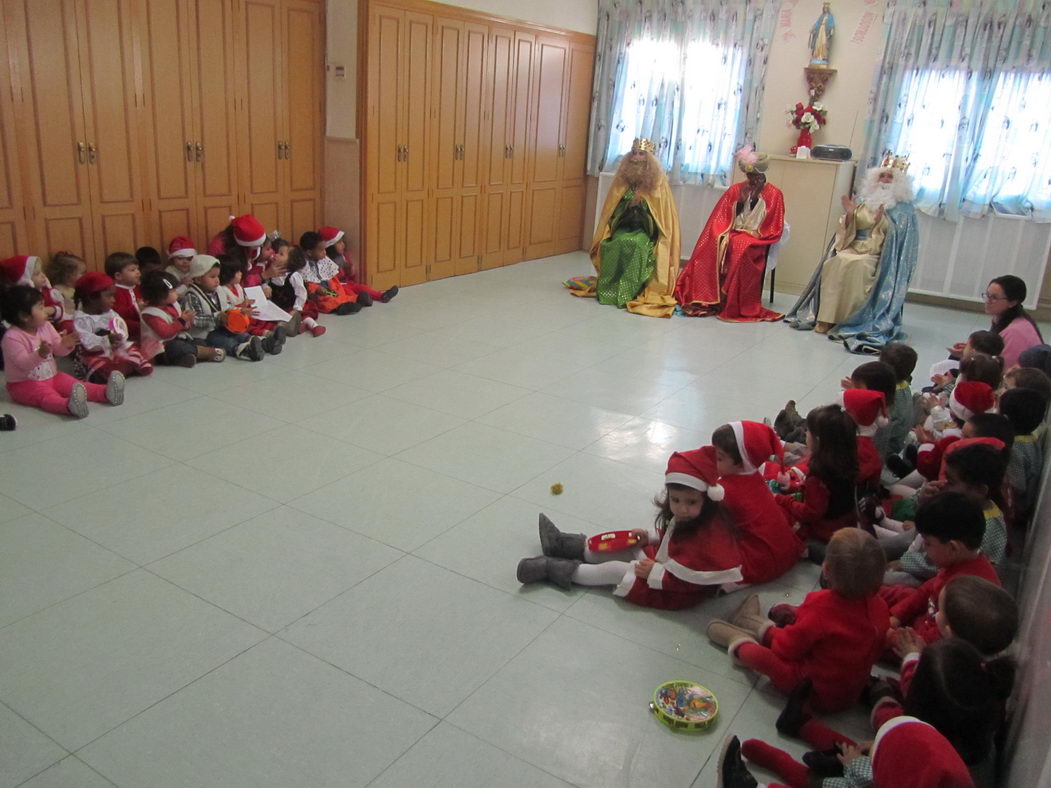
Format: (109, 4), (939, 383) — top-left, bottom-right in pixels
(860, 181), (897, 211)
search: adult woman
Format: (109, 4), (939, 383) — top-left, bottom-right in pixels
(952, 276), (1043, 368)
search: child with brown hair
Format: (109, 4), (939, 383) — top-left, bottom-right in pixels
(707, 528), (888, 713)
(1002, 364), (1051, 400)
(71, 272), (153, 381)
(104, 252), (142, 339)
(139, 270), (223, 366)
(43, 251), (87, 329)
(878, 342), (918, 458)
(999, 386), (1047, 521)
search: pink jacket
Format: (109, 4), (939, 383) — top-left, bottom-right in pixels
(1, 323), (73, 384)
(999, 316), (1043, 369)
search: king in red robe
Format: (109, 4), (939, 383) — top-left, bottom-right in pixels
(675, 148), (785, 322)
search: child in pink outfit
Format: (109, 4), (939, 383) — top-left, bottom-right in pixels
(1, 285), (124, 418)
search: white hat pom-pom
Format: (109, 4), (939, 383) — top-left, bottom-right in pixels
(707, 484), (725, 502)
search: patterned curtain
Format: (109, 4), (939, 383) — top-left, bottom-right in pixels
(587, 0), (779, 185)
(861, 0), (1051, 222)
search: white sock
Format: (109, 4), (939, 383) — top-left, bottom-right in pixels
(572, 561), (632, 586)
(303, 317), (318, 329)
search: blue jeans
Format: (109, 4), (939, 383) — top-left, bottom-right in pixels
(204, 328), (250, 354)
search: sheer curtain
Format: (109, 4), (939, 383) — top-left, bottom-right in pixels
(862, 0), (1051, 221)
(587, 0), (779, 185)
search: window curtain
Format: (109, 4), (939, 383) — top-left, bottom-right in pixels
(586, 0), (779, 185)
(861, 0), (1051, 222)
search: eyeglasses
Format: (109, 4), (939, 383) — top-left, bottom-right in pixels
(980, 291), (1006, 302)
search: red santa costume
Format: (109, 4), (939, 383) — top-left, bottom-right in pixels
(916, 382), (997, 480)
(571, 447), (744, 610)
(71, 272), (152, 381)
(0, 255), (68, 329)
(719, 421), (804, 585)
(674, 148), (785, 322)
(165, 236), (197, 296)
(112, 283), (142, 339)
(318, 225), (388, 302)
(841, 388), (886, 487)
(729, 587), (890, 712)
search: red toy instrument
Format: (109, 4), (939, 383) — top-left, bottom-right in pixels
(587, 530), (641, 553)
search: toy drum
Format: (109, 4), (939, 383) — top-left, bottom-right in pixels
(650, 681), (719, 732)
(587, 530), (640, 553)
(224, 309), (251, 334)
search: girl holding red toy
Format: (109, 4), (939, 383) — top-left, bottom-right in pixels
(516, 447), (743, 609)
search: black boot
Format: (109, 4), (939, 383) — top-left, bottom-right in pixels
(776, 678), (813, 737)
(335, 301), (362, 315)
(381, 285), (399, 302)
(516, 556), (580, 589)
(538, 513), (586, 560)
(718, 736), (758, 788)
(803, 747), (844, 778)
(0, 414), (15, 431)
(356, 291), (373, 307)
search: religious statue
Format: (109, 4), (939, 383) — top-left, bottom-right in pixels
(784, 153), (920, 354)
(809, 3), (836, 67)
(674, 147), (785, 322)
(580, 138), (681, 317)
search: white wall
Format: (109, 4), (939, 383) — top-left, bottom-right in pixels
(324, 0), (598, 140)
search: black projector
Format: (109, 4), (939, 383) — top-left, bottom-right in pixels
(811, 144), (852, 161)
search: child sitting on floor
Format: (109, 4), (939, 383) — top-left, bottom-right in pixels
(1002, 364), (1051, 401)
(999, 387), (1047, 522)
(270, 245), (325, 337)
(1, 254), (68, 329)
(43, 251), (87, 329)
(839, 387), (887, 489)
(706, 528), (888, 713)
(139, 270), (223, 367)
(774, 404), (859, 545)
(713, 421), (804, 586)
(166, 236), (197, 295)
(299, 231), (361, 315)
(180, 255), (266, 361)
(877, 342), (918, 460)
(135, 246), (164, 277)
(516, 447), (742, 607)
(318, 225), (398, 304)
(104, 252), (142, 339)
(1, 285), (124, 418)
(218, 257), (286, 354)
(71, 272), (153, 381)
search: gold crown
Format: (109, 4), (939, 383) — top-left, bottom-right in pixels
(632, 137), (657, 154)
(879, 150), (910, 172)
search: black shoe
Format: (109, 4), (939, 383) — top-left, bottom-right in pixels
(803, 747), (844, 778)
(718, 736), (758, 788)
(805, 540), (827, 565)
(262, 325), (286, 355)
(776, 678), (813, 737)
(885, 454), (912, 478)
(0, 414), (16, 431)
(335, 301), (362, 315)
(356, 291), (373, 307)
(381, 285), (399, 302)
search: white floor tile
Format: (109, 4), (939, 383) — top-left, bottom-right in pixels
(585, 416), (709, 475)
(283, 555), (557, 716)
(151, 507), (401, 632)
(0, 571), (264, 750)
(207, 370), (371, 420)
(385, 369), (531, 419)
(477, 392), (636, 450)
(0, 703), (67, 788)
(79, 638), (435, 788)
(304, 347), (443, 392)
(18, 757), (115, 788)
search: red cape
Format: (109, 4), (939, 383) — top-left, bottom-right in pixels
(675, 181), (785, 322)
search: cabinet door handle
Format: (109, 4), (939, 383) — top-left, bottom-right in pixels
(277, 141), (284, 159)
(186, 142), (195, 162)
(285, 142), (291, 160)
(403, 145), (408, 163)
(77, 141), (87, 164)
(195, 142), (203, 162)
(88, 143), (97, 164)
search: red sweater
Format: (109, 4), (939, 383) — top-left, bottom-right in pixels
(768, 588), (890, 712)
(113, 285), (142, 339)
(856, 435), (882, 486)
(720, 472), (803, 584)
(775, 474), (857, 542)
(882, 555), (1000, 643)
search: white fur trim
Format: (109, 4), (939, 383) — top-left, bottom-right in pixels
(168, 246), (196, 259)
(612, 564), (638, 598)
(870, 716), (928, 762)
(665, 472), (710, 491)
(708, 484), (724, 501)
(647, 562), (667, 589)
(857, 423), (879, 437)
(324, 229), (345, 245)
(664, 559), (743, 587)
(730, 421), (756, 473)
(727, 635), (757, 664)
(235, 232), (266, 247)
(869, 694), (902, 729)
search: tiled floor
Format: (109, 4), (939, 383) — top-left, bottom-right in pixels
(0, 253), (1006, 787)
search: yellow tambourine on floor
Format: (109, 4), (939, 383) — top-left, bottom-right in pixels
(650, 681), (719, 732)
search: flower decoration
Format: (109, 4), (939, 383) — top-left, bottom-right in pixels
(787, 101), (828, 132)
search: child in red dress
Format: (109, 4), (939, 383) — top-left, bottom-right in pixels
(299, 231), (361, 315)
(318, 225), (398, 304)
(71, 272), (152, 381)
(712, 420), (803, 585)
(707, 528), (889, 713)
(104, 252), (142, 339)
(839, 387), (887, 488)
(516, 447), (743, 609)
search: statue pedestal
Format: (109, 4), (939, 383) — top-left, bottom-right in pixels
(804, 66), (837, 99)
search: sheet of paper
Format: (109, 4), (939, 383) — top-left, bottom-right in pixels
(928, 358), (958, 380)
(244, 286), (292, 323)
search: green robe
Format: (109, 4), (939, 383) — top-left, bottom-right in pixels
(596, 190), (657, 308)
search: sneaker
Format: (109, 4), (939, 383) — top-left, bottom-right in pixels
(356, 291), (373, 307)
(0, 413), (17, 431)
(67, 383), (89, 418)
(236, 336), (265, 361)
(381, 285), (399, 303)
(262, 325), (286, 355)
(105, 371), (126, 406)
(310, 325), (327, 338)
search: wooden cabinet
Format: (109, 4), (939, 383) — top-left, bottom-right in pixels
(363, 0), (594, 288)
(0, 0), (323, 267)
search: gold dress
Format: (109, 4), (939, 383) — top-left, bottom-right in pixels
(816, 203), (888, 325)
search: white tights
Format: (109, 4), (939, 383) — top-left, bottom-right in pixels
(570, 546), (646, 586)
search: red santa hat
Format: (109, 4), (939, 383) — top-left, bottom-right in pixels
(231, 214), (266, 247)
(74, 271), (115, 298)
(168, 236), (197, 259)
(665, 446), (725, 501)
(870, 717), (973, 787)
(839, 389), (888, 435)
(729, 421), (784, 474)
(0, 255), (41, 286)
(949, 381), (995, 422)
(318, 226), (345, 247)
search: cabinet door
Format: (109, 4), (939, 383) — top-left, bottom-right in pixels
(0, 6), (31, 257)
(524, 36), (566, 259)
(140, 0), (198, 245)
(193, 0), (241, 242)
(399, 10), (432, 286)
(241, 0), (285, 231)
(454, 22), (487, 275)
(9, 0), (96, 260)
(479, 25), (512, 270)
(554, 41), (593, 254)
(283, 0), (324, 240)
(429, 18), (464, 281)
(503, 30), (534, 264)
(77, 0), (148, 260)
